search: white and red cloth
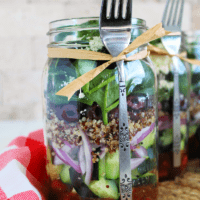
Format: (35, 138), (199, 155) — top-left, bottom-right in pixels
(0, 129), (50, 200)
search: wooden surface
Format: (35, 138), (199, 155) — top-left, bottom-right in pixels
(158, 159), (200, 199)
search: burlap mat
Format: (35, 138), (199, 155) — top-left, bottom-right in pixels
(158, 159), (200, 200)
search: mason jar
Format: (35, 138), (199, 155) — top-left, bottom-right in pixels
(43, 17), (158, 200)
(186, 31), (200, 160)
(150, 34), (189, 181)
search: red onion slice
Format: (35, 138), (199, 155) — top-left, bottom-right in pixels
(63, 140), (75, 149)
(62, 141), (73, 153)
(130, 123), (155, 146)
(79, 145), (86, 175)
(52, 145), (71, 166)
(79, 127), (93, 185)
(52, 144), (81, 173)
(59, 148), (81, 173)
(133, 146), (148, 158)
(131, 157), (146, 170)
(53, 155), (65, 165)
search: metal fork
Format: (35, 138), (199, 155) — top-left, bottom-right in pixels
(99, 0), (132, 199)
(161, 0), (185, 168)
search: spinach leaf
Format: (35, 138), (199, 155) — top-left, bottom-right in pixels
(89, 68), (119, 108)
(75, 60), (118, 124)
(74, 60), (121, 124)
(74, 59), (155, 125)
(74, 59), (97, 106)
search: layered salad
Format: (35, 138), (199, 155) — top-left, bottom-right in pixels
(45, 21), (158, 199)
(186, 41), (200, 159)
(150, 39), (189, 180)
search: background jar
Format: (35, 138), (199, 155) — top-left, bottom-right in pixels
(150, 35), (190, 182)
(186, 31), (200, 160)
(43, 17), (158, 200)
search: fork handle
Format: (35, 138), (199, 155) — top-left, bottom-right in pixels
(117, 60), (132, 200)
(172, 56), (181, 168)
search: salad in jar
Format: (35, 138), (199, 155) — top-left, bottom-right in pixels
(43, 18), (158, 200)
(150, 38), (189, 181)
(186, 36), (200, 160)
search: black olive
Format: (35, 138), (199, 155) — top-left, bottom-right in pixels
(161, 99), (173, 115)
(87, 102), (102, 120)
(91, 162), (99, 181)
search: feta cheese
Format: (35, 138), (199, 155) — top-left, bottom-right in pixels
(89, 37), (104, 52)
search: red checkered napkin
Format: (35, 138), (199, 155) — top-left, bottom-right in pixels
(0, 129), (50, 200)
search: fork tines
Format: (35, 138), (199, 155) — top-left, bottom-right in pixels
(162, 0), (185, 29)
(101, 0), (132, 21)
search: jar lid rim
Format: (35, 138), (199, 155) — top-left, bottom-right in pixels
(48, 17), (146, 34)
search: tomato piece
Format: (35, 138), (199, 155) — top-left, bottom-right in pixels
(51, 179), (69, 191)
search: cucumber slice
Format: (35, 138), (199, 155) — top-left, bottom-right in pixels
(160, 128), (173, 146)
(131, 167), (140, 179)
(89, 179), (119, 199)
(105, 150), (120, 179)
(180, 125), (187, 140)
(140, 128), (156, 149)
(60, 165), (72, 184)
(89, 157), (119, 199)
(181, 140), (185, 150)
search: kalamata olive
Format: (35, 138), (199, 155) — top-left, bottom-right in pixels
(48, 102), (79, 122)
(127, 96), (144, 110)
(61, 104), (79, 122)
(127, 94), (148, 112)
(87, 102), (102, 120)
(161, 98), (173, 115)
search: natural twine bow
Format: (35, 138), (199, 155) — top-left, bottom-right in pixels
(148, 44), (200, 65)
(47, 22), (199, 100)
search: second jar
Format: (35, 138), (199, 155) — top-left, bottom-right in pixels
(150, 37), (190, 182)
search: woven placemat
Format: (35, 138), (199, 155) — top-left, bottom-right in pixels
(158, 159), (200, 200)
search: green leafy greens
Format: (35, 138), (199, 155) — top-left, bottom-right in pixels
(74, 59), (155, 125)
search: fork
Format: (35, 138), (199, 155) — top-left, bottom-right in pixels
(99, 0), (132, 199)
(161, 0), (185, 168)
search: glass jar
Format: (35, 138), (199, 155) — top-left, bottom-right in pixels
(186, 31), (200, 160)
(150, 34), (189, 181)
(43, 17), (158, 200)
